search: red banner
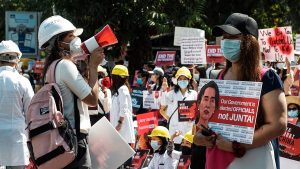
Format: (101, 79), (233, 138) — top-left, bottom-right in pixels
(209, 96), (259, 128)
(279, 123), (300, 162)
(155, 51), (176, 66)
(206, 45), (225, 63)
(130, 149), (150, 169)
(178, 101), (197, 122)
(136, 111), (158, 135)
(33, 60), (44, 74)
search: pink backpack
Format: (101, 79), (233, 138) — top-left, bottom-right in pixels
(26, 59), (79, 169)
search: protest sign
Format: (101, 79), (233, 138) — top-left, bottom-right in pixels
(178, 100), (197, 122)
(155, 51), (176, 66)
(199, 79), (262, 144)
(177, 155), (191, 169)
(129, 149), (150, 169)
(206, 45), (225, 63)
(174, 26), (205, 46)
(136, 111), (158, 135)
(89, 117), (135, 169)
(143, 90), (161, 109)
(279, 123), (300, 164)
(181, 37), (206, 64)
(288, 118), (298, 125)
(131, 86), (145, 113)
(258, 26), (294, 62)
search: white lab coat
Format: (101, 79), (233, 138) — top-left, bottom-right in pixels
(0, 66), (34, 165)
(144, 151), (178, 169)
(110, 85), (135, 143)
(161, 89), (198, 144)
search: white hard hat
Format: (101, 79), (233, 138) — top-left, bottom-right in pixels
(38, 15), (83, 49)
(0, 40), (22, 59)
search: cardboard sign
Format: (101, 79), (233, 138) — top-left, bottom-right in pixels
(258, 26), (294, 62)
(155, 51), (176, 66)
(178, 100), (197, 122)
(279, 123), (300, 163)
(89, 117), (135, 169)
(143, 90), (161, 110)
(177, 155), (191, 169)
(199, 79), (262, 144)
(181, 37), (206, 64)
(136, 111), (158, 135)
(174, 26), (205, 46)
(131, 86), (145, 113)
(206, 45), (225, 63)
(129, 149), (150, 169)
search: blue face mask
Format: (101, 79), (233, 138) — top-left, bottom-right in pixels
(150, 140), (161, 151)
(137, 78), (143, 85)
(221, 39), (241, 63)
(178, 80), (189, 89)
(288, 110), (299, 118)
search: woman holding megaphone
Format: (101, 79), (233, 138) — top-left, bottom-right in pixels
(38, 15), (113, 168)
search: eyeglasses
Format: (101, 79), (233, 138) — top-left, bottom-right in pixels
(288, 107), (298, 111)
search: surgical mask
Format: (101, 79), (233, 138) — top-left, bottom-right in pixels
(150, 140), (161, 151)
(178, 80), (189, 89)
(69, 37), (83, 56)
(288, 110), (299, 118)
(172, 77), (177, 85)
(221, 39), (241, 63)
(137, 78), (143, 85)
(193, 74), (200, 81)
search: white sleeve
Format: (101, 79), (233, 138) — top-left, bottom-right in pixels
(161, 90), (173, 106)
(118, 86), (131, 117)
(58, 60), (91, 100)
(22, 77), (34, 115)
(165, 154), (178, 169)
(103, 89), (111, 113)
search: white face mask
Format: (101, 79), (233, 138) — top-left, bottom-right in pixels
(171, 77), (177, 85)
(69, 37), (83, 56)
(150, 140), (161, 151)
(193, 74), (200, 81)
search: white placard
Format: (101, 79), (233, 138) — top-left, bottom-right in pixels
(89, 117), (135, 169)
(258, 26), (294, 62)
(280, 157), (300, 169)
(181, 37), (206, 64)
(174, 26), (205, 46)
(199, 79), (262, 144)
(295, 34), (300, 54)
(142, 90), (161, 110)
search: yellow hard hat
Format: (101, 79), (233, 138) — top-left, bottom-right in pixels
(148, 126), (170, 139)
(183, 131), (194, 143)
(175, 66), (192, 79)
(112, 65), (129, 77)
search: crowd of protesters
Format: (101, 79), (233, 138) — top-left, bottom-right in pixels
(1, 12), (300, 169)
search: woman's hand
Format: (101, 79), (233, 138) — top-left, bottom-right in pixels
(171, 130), (182, 141)
(162, 77), (169, 92)
(193, 130), (216, 148)
(116, 123), (122, 131)
(215, 135), (233, 152)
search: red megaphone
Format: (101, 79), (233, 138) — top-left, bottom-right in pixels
(81, 25), (118, 54)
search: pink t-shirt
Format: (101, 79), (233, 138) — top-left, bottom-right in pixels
(206, 147), (235, 169)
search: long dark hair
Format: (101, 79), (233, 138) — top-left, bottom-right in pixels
(224, 34), (261, 81)
(111, 74), (130, 95)
(157, 136), (168, 155)
(42, 31), (71, 82)
(153, 75), (163, 91)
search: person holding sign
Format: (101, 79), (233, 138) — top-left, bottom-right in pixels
(286, 96), (300, 126)
(194, 13), (287, 169)
(161, 67), (197, 150)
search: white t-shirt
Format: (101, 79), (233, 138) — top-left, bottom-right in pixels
(144, 151), (178, 169)
(161, 89), (198, 144)
(110, 85), (135, 143)
(54, 59), (91, 134)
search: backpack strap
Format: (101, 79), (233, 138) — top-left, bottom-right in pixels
(45, 59), (62, 83)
